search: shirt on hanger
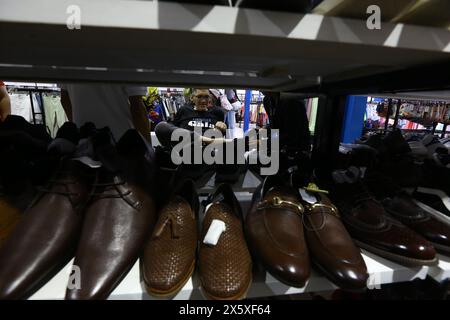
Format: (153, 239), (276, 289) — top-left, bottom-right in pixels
(9, 93), (32, 122)
(42, 94), (68, 138)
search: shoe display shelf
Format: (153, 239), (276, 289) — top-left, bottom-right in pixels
(28, 250), (450, 300)
(28, 183), (450, 300)
(1, 0), (449, 91)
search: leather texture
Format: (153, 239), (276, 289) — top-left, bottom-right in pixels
(382, 194), (450, 254)
(142, 180), (199, 297)
(246, 176), (310, 288)
(331, 179), (437, 266)
(364, 172), (450, 255)
(66, 130), (157, 300)
(0, 160), (92, 299)
(199, 184), (252, 300)
(301, 190), (369, 290)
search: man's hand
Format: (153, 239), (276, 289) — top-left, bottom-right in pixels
(215, 121), (227, 133)
(201, 136), (233, 145)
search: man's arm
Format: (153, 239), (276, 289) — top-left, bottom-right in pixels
(129, 95), (151, 143)
(60, 89), (73, 122)
(0, 85), (11, 122)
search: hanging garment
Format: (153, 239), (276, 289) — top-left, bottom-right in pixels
(42, 94), (68, 138)
(30, 93), (44, 125)
(9, 93), (32, 122)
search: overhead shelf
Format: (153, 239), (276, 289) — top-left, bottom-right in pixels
(28, 250), (450, 300)
(314, 0), (450, 28)
(0, 0), (449, 90)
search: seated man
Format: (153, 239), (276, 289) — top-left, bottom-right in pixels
(155, 88), (278, 184)
(155, 88), (228, 148)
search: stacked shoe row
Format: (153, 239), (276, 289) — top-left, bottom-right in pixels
(142, 175), (369, 299)
(0, 121), (159, 300)
(246, 175), (369, 291)
(1, 116), (449, 300)
(142, 181), (252, 300)
(333, 129), (450, 266)
(404, 133), (450, 168)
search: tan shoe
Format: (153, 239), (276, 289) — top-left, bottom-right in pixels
(141, 180), (199, 297)
(199, 184), (252, 300)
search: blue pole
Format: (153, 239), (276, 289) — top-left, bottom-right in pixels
(341, 95), (368, 144)
(244, 90), (252, 133)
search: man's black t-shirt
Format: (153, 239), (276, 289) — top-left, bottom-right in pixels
(171, 105), (225, 133)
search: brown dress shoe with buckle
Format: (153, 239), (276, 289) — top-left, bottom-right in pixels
(299, 183), (369, 291)
(141, 180), (199, 297)
(199, 184), (252, 300)
(246, 176), (310, 288)
(66, 130), (157, 300)
(0, 159), (93, 299)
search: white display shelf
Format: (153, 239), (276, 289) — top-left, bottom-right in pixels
(429, 254), (450, 283)
(29, 248), (449, 300)
(1, 0), (449, 89)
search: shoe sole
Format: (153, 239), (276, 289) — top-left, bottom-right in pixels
(354, 240), (438, 267)
(413, 200), (450, 225)
(200, 271), (252, 301)
(144, 258), (196, 298)
(416, 187), (450, 213)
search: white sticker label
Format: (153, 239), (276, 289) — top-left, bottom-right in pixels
(203, 219), (226, 246)
(299, 189), (317, 204)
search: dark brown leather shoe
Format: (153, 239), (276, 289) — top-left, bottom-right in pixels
(0, 159), (92, 299)
(246, 176), (310, 288)
(65, 130), (157, 300)
(384, 195), (450, 255)
(299, 184), (368, 291)
(364, 172), (450, 254)
(364, 172), (450, 256)
(199, 184), (252, 300)
(141, 180), (199, 297)
(328, 168), (437, 267)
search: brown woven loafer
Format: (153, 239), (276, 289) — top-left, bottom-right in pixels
(142, 180), (199, 297)
(199, 184), (252, 300)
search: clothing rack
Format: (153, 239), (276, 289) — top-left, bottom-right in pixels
(368, 96), (450, 138)
(6, 85), (60, 128)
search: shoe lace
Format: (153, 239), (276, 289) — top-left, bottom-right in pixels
(89, 178), (130, 199)
(37, 172), (79, 197)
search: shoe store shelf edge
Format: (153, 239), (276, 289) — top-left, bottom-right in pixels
(28, 251), (450, 300)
